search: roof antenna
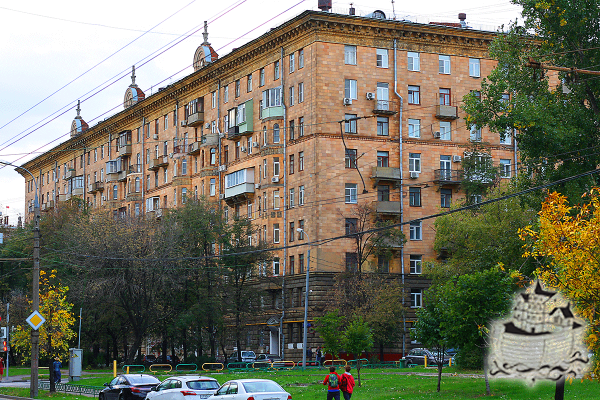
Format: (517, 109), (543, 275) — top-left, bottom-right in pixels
(391, 0), (397, 20)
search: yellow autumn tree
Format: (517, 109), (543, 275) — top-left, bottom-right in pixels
(11, 270), (76, 362)
(519, 189), (600, 379)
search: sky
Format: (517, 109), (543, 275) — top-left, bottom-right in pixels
(0, 0), (524, 224)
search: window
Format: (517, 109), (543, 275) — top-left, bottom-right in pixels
(298, 117), (304, 137)
(235, 79), (240, 97)
(345, 149), (357, 168)
(211, 91), (216, 108)
(344, 79), (357, 100)
(378, 256), (390, 273)
(273, 190), (280, 209)
(289, 255), (295, 274)
(299, 151), (304, 171)
(289, 53), (295, 73)
(345, 218), (358, 235)
(247, 200), (253, 219)
(441, 188), (452, 208)
(411, 289), (423, 308)
(469, 58), (481, 77)
(378, 185), (390, 201)
(289, 86), (295, 106)
(410, 255), (422, 274)
(289, 154), (296, 174)
(439, 55), (451, 74)
(289, 188), (295, 208)
(407, 52), (420, 71)
(273, 224), (280, 243)
(210, 178), (216, 196)
(377, 117), (389, 136)
(298, 49), (304, 68)
(273, 156), (280, 176)
(376, 48), (388, 68)
(223, 85), (229, 103)
(344, 45), (357, 65)
(377, 151), (389, 167)
(439, 88), (451, 105)
(408, 119), (421, 138)
(210, 148), (216, 165)
(500, 128), (512, 145)
(409, 187), (421, 206)
(501, 93), (510, 103)
(345, 113), (357, 133)
(500, 159), (511, 178)
(409, 153), (421, 173)
(470, 125), (482, 141)
(273, 124), (280, 143)
(299, 253), (305, 273)
(112, 185), (118, 200)
(274, 61), (280, 80)
(376, 82), (389, 109)
(408, 85), (420, 104)
(440, 121), (451, 141)
(181, 158), (188, 175)
(273, 258), (280, 275)
(298, 82), (304, 102)
(410, 221), (422, 240)
(259, 68), (265, 86)
(299, 185), (305, 205)
(247, 74), (252, 92)
(345, 183), (357, 203)
(262, 87), (282, 109)
(263, 159), (268, 178)
(289, 120), (295, 140)
(345, 253), (358, 272)
(164, 114), (169, 130)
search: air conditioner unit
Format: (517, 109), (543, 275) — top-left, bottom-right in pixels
(180, 121), (187, 127)
(271, 176), (280, 183)
(433, 131), (441, 139)
(252, 142), (259, 148)
(453, 155), (462, 163)
(218, 165), (227, 172)
(219, 194), (225, 199)
(366, 92), (375, 100)
(240, 146), (247, 152)
(255, 183), (261, 189)
(204, 123), (211, 129)
(153, 134), (159, 140)
(343, 98), (352, 106)
(410, 171), (419, 179)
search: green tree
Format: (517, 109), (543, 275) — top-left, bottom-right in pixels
(343, 316), (373, 386)
(315, 310), (344, 360)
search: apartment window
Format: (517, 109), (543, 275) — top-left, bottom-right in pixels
(224, 146), (229, 164)
(210, 178), (216, 196)
(470, 125), (482, 141)
(273, 124), (280, 143)
(164, 114), (169, 130)
(210, 148), (216, 165)
(345, 218), (358, 235)
(273, 224), (280, 243)
(408, 119), (421, 138)
(439, 88), (451, 105)
(288, 255), (295, 275)
(344, 45), (357, 65)
(154, 119), (159, 137)
(263, 159), (268, 178)
(407, 52), (420, 71)
(274, 60), (280, 80)
(274, 190), (280, 209)
(411, 289), (423, 308)
(377, 117), (389, 136)
(112, 185), (118, 200)
(298, 82), (304, 102)
(298, 219), (305, 239)
(410, 221), (422, 240)
(223, 85), (229, 103)
(345, 113), (357, 133)
(408, 85), (420, 104)
(181, 158), (188, 175)
(273, 157), (280, 176)
(101, 145), (104, 159)
(345, 183), (357, 203)
(263, 126), (268, 145)
(211, 91), (216, 108)
(500, 159), (511, 178)
(299, 151), (304, 171)
(410, 255), (422, 274)
(289, 154), (295, 174)
(440, 121), (451, 141)
(298, 49), (304, 68)
(259, 68), (265, 86)
(441, 188), (452, 208)
(247, 74), (253, 92)
(289, 120), (295, 140)
(378, 256), (390, 273)
(345, 149), (357, 168)
(378, 185), (390, 201)
(299, 253), (305, 273)
(298, 117), (304, 137)
(345, 253), (358, 272)
(235, 80), (241, 97)
(289, 188), (295, 208)
(247, 200), (253, 219)
(469, 58), (481, 77)
(289, 53), (295, 73)
(344, 79), (357, 100)
(94, 149), (97, 162)
(409, 153), (421, 173)
(377, 151), (389, 167)
(289, 86), (295, 106)
(439, 55), (451, 74)
(409, 187), (421, 206)
(299, 185), (305, 205)
(376, 48), (388, 68)
(501, 128), (512, 145)
(273, 258), (280, 275)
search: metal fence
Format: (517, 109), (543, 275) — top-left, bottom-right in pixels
(38, 381), (104, 396)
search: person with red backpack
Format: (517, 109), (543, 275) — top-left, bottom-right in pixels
(339, 365), (356, 400)
(323, 366), (341, 400)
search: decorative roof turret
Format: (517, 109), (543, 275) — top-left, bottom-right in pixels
(70, 100), (89, 138)
(124, 65), (146, 109)
(193, 21), (218, 71)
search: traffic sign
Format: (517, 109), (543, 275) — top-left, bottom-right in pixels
(26, 311), (45, 330)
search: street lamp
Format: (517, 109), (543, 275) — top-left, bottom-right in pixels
(0, 161), (40, 397)
(297, 228), (311, 371)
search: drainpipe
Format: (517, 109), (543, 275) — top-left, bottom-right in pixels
(393, 39), (406, 358)
(280, 46), (287, 360)
(142, 117), (146, 213)
(217, 80), (222, 203)
(513, 128), (518, 177)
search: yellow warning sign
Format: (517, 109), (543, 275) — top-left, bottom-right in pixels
(26, 311), (45, 330)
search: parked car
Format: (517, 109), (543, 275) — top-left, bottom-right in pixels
(256, 354), (282, 363)
(99, 374), (160, 400)
(146, 376), (220, 400)
(228, 351), (256, 363)
(207, 379), (291, 400)
(142, 354), (157, 366)
(405, 348), (451, 366)
(166, 355), (181, 366)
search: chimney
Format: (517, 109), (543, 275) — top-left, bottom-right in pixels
(458, 13), (467, 28)
(349, 3), (355, 15)
(318, 0), (332, 11)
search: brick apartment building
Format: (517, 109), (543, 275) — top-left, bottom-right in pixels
(20, 8), (516, 359)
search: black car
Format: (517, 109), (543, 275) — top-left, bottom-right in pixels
(405, 348), (451, 366)
(99, 374), (160, 400)
(166, 355), (181, 365)
(141, 354), (157, 366)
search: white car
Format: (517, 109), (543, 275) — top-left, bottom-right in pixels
(207, 379), (291, 400)
(146, 376), (220, 400)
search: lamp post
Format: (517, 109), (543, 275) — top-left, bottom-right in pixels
(297, 228), (311, 371)
(0, 161), (40, 397)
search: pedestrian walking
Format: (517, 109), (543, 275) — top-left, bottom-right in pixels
(53, 357), (62, 384)
(0, 357), (4, 381)
(316, 347), (323, 366)
(323, 366), (341, 400)
(340, 365), (356, 400)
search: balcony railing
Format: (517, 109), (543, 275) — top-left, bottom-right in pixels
(201, 133), (219, 147)
(434, 169), (463, 184)
(435, 105), (458, 120)
(373, 100), (397, 115)
(118, 144), (132, 157)
(88, 181), (104, 193)
(375, 201), (401, 215)
(148, 156), (169, 170)
(128, 164), (142, 174)
(371, 166), (401, 181)
(65, 169), (76, 180)
(186, 111), (204, 127)
(173, 145), (186, 155)
(228, 126), (240, 140)
(188, 141), (201, 155)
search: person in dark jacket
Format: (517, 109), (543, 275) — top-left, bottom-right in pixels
(53, 357), (62, 384)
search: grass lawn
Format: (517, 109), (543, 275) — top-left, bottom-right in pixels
(2, 367), (598, 400)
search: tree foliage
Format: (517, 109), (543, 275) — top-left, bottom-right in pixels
(343, 316), (373, 386)
(315, 310), (345, 359)
(520, 189), (600, 380)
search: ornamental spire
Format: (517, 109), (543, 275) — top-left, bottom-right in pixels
(202, 21), (210, 46)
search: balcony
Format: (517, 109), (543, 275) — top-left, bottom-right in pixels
(376, 201), (401, 215)
(148, 155), (169, 170)
(88, 181), (104, 193)
(186, 111), (204, 127)
(371, 167), (401, 187)
(118, 144), (132, 157)
(436, 105), (458, 120)
(71, 187), (84, 196)
(57, 194), (68, 203)
(128, 164), (142, 174)
(434, 169), (463, 184)
(372, 100), (397, 116)
(41, 201), (55, 212)
(261, 105), (283, 119)
(126, 193), (142, 202)
(201, 133), (219, 147)
(172, 175), (191, 186)
(65, 169), (76, 180)
(188, 141), (201, 155)
(117, 171), (128, 182)
(173, 145), (186, 156)
(228, 125), (241, 140)
(106, 172), (120, 182)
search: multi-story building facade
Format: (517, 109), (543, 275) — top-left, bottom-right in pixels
(20, 9), (516, 359)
